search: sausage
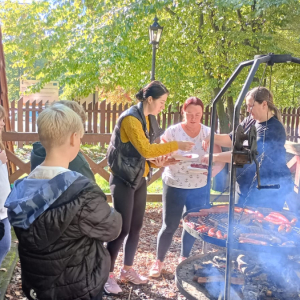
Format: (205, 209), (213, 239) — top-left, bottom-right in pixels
(244, 209), (256, 214)
(199, 226), (210, 233)
(264, 216), (286, 225)
(291, 218), (298, 226)
(285, 224), (292, 233)
(208, 228), (216, 237)
(255, 211), (264, 219)
(216, 230), (224, 239)
(239, 238), (268, 245)
(196, 225), (206, 231)
(269, 212), (290, 224)
(234, 207), (243, 213)
(278, 224), (286, 233)
(239, 233), (281, 244)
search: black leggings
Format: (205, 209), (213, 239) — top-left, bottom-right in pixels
(156, 182), (210, 261)
(107, 175), (147, 272)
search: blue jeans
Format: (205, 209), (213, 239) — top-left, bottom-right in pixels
(0, 218), (11, 267)
(156, 182), (210, 261)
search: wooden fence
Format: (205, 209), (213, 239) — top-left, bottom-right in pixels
(3, 97), (300, 202)
(8, 98), (300, 145)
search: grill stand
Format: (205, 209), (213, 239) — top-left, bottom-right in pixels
(205, 54), (300, 300)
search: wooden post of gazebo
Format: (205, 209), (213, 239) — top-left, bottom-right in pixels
(0, 25), (16, 174)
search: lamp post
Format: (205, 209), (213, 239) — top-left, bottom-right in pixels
(149, 16), (163, 81)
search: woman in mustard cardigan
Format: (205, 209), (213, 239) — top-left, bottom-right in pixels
(105, 81), (194, 295)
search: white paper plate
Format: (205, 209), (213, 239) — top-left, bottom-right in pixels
(171, 153), (199, 162)
(187, 166), (208, 174)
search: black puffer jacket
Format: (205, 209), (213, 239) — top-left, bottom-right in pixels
(9, 175), (122, 300)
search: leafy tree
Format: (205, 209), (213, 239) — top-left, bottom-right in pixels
(1, 0), (300, 132)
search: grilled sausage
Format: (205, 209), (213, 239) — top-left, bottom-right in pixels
(239, 233), (281, 244)
(208, 228), (216, 237)
(269, 212), (290, 223)
(239, 238), (268, 245)
(216, 230), (224, 239)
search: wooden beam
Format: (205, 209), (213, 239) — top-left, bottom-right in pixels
(148, 168), (163, 186)
(2, 132), (112, 144)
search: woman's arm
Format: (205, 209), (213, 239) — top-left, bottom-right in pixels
(211, 144), (226, 177)
(202, 134), (232, 151)
(121, 116), (179, 158)
(202, 151), (232, 165)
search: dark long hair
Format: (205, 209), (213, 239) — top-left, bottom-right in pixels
(135, 81), (169, 102)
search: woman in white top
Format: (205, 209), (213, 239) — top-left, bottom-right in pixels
(149, 97), (224, 277)
(0, 105), (11, 266)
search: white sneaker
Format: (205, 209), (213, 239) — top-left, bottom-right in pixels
(120, 268), (148, 284)
(104, 273), (122, 295)
(149, 260), (164, 277)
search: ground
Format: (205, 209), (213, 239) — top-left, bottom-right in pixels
(4, 203), (206, 300)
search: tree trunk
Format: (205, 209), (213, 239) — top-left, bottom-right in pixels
(226, 95), (234, 131)
(213, 88), (230, 134)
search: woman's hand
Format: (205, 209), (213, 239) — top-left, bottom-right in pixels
(202, 135), (210, 152)
(201, 154), (210, 165)
(152, 156), (179, 168)
(163, 157), (180, 167)
(0, 150), (7, 165)
(152, 156), (168, 168)
(177, 141), (195, 151)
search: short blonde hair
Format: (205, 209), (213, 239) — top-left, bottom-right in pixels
(53, 100), (86, 123)
(37, 104), (84, 149)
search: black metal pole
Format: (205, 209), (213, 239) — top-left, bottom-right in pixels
(205, 59), (254, 206)
(224, 55), (270, 300)
(151, 43), (157, 81)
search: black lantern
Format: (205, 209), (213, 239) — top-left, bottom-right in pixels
(149, 16), (163, 80)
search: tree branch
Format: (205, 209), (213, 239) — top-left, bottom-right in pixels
(164, 6), (187, 27)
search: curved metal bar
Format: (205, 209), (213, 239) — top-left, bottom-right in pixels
(224, 54), (270, 300)
(205, 59), (254, 206)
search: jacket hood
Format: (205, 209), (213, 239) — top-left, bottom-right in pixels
(31, 142), (46, 170)
(5, 171), (83, 229)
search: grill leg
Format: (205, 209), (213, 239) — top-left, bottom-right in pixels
(202, 241), (208, 254)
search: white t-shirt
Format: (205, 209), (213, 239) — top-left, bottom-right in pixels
(162, 123), (211, 189)
(28, 165), (69, 180)
(0, 162), (11, 220)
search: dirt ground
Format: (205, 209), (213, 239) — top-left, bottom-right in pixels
(4, 204), (209, 300)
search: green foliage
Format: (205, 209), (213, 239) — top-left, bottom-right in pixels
(1, 0), (300, 117)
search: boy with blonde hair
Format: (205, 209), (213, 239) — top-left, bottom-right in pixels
(5, 105), (121, 300)
(31, 100), (95, 181)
